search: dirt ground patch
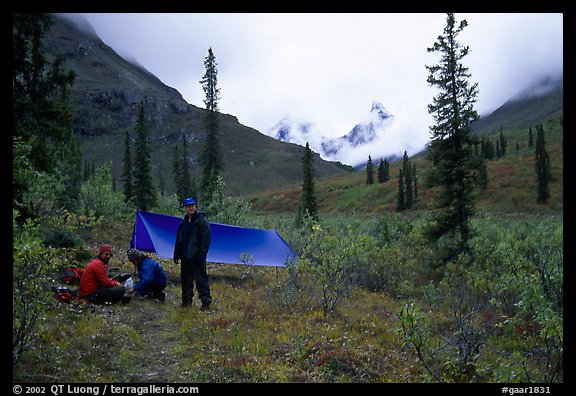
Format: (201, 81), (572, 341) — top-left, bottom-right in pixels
(117, 288), (191, 382)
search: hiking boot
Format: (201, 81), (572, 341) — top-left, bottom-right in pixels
(200, 303), (211, 312)
(155, 292), (165, 303)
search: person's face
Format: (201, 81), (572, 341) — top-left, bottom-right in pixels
(184, 204), (196, 215)
(101, 251), (112, 263)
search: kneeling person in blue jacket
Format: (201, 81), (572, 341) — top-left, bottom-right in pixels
(126, 248), (167, 303)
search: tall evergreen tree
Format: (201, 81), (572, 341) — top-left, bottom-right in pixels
(402, 151), (413, 208)
(366, 155), (375, 184)
(424, 13), (484, 265)
(132, 102), (157, 211)
(377, 158), (385, 183)
(535, 124), (551, 204)
(199, 47), (223, 203)
(172, 136), (194, 203)
(480, 137), (494, 160)
(383, 158), (390, 182)
(180, 137), (193, 199)
(298, 143), (319, 224)
(121, 130), (133, 204)
(499, 130), (507, 157)
(13, 13), (81, 213)
(412, 162), (419, 202)
(478, 160), (488, 190)
(528, 126), (534, 149)
(396, 169), (405, 212)
(172, 145), (182, 200)
(157, 166), (165, 196)
(83, 160), (91, 181)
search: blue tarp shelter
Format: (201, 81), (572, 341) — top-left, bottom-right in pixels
(130, 211), (295, 267)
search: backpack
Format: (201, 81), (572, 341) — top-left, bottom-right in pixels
(53, 286), (83, 304)
(58, 267), (84, 285)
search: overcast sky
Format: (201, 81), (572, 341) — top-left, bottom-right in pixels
(63, 13), (563, 165)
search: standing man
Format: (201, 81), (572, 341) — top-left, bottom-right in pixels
(173, 197), (212, 310)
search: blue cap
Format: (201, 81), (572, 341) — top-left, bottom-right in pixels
(183, 197), (196, 206)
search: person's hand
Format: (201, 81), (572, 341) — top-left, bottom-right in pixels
(127, 287), (134, 295)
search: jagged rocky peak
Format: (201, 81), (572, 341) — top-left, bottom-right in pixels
(369, 101), (393, 122)
(270, 100), (396, 164)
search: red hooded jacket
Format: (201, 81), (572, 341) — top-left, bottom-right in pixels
(79, 257), (120, 297)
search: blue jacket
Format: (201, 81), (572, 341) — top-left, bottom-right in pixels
(134, 257), (167, 295)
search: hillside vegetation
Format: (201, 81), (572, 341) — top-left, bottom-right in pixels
(13, 117), (563, 384)
(247, 116), (563, 216)
(44, 14), (351, 198)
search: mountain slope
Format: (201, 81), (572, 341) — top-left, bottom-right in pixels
(471, 75), (563, 136)
(44, 14), (351, 197)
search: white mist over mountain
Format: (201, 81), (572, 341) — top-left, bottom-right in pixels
(271, 101), (430, 167)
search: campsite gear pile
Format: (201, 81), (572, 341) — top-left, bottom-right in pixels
(52, 285), (82, 303)
(53, 266), (85, 303)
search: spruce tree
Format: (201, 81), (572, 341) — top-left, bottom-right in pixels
(172, 136), (195, 203)
(396, 169), (405, 212)
(83, 160), (91, 181)
(528, 126), (534, 149)
(478, 160), (488, 190)
(181, 137), (192, 199)
(378, 158), (385, 183)
(199, 47), (223, 203)
(121, 130), (133, 204)
(499, 130), (507, 157)
(172, 145), (181, 199)
(157, 166), (165, 196)
(298, 143), (319, 224)
(412, 162), (419, 202)
(383, 158), (390, 182)
(424, 13), (484, 264)
(487, 140), (495, 160)
(535, 124), (551, 204)
(13, 13), (81, 213)
(402, 151), (413, 208)
(366, 155), (375, 184)
(132, 102), (157, 211)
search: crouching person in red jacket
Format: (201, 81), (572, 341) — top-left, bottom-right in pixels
(80, 244), (130, 304)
